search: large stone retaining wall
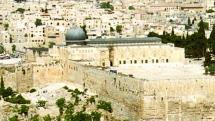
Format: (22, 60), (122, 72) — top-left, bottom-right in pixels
(2, 60), (215, 120)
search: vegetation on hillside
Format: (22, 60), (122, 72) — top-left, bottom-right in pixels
(1, 82), (119, 120)
(100, 2), (114, 11)
(0, 78), (30, 104)
(35, 19), (43, 27)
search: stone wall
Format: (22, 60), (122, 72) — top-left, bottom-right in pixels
(65, 60), (144, 120)
(2, 60), (215, 120)
(1, 64), (33, 92)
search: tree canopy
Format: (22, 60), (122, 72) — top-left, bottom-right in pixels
(35, 19), (42, 27)
(100, 2), (114, 10)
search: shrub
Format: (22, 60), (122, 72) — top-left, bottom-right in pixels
(97, 100), (112, 113)
(5, 94), (30, 104)
(128, 6), (135, 10)
(9, 115), (18, 121)
(43, 114), (52, 121)
(56, 98), (65, 115)
(18, 105), (29, 116)
(91, 111), (101, 121)
(30, 88), (36, 93)
(36, 100), (47, 108)
(30, 114), (40, 121)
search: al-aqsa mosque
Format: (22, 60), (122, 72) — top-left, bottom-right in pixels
(50, 26), (185, 67)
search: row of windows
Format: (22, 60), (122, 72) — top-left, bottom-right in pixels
(32, 40), (44, 42)
(70, 49), (94, 53)
(119, 59), (169, 64)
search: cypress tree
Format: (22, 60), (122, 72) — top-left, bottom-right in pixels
(188, 17), (191, 26)
(209, 24), (215, 54)
(171, 27), (174, 36)
(197, 20), (207, 57)
(186, 31), (189, 39)
(0, 77), (4, 96)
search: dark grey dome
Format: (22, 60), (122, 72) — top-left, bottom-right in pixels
(65, 27), (86, 41)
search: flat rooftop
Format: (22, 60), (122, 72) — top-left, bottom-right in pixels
(109, 63), (215, 81)
(0, 58), (22, 65)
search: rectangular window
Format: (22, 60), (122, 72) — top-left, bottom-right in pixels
(156, 59), (159, 63)
(123, 60), (126, 64)
(166, 59), (169, 63)
(119, 61), (121, 64)
(134, 60), (137, 64)
(145, 60), (148, 63)
(130, 60), (132, 64)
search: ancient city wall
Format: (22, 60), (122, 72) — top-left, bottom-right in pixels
(33, 62), (64, 87)
(62, 61), (215, 120)
(1, 64), (33, 92)
(2, 60), (215, 120)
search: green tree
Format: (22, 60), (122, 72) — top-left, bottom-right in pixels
(80, 25), (88, 39)
(208, 64), (215, 75)
(91, 111), (101, 121)
(4, 23), (9, 30)
(110, 27), (114, 32)
(208, 24), (215, 54)
(9, 115), (19, 121)
(188, 17), (191, 26)
(116, 25), (123, 34)
(5, 94), (31, 104)
(48, 42), (55, 48)
(0, 44), (4, 54)
(30, 88), (36, 93)
(30, 114), (40, 121)
(2, 87), (14, 98)
(56, 98), (65, 115)
(171, 27), (174, 36)
(128, 6), (135, 10)
(37, 100), (47, 108)
(100, 2), (114, 10)
(18, 105), (29, 116)
(0, 77), (5, 94)
(12, 44), (16, 53)
(97, 100), (112, 113)
(43, 114), (52, 121)
(148, 32), (160, 37)
(64, 102), (74, 120)
(198, 20), (209, 30)
(16, 8), (25, 14)
(206, 9), (215, 13)
(204, 52), (211, 67)
(35, 19), (42, 27)
(197, 20), (207, 57)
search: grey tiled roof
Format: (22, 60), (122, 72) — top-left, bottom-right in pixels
(88, 37), (161, 44)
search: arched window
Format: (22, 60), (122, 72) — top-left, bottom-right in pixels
(166, 59), (169, 63)
(156, 59), (159, 63)
(134, 60), (137, 64)
(119, 61), (121, 64)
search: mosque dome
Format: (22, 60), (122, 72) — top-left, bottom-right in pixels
(65, 27), (86, 41)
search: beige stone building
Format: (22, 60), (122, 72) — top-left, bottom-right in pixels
(49, 27), (185, 67)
